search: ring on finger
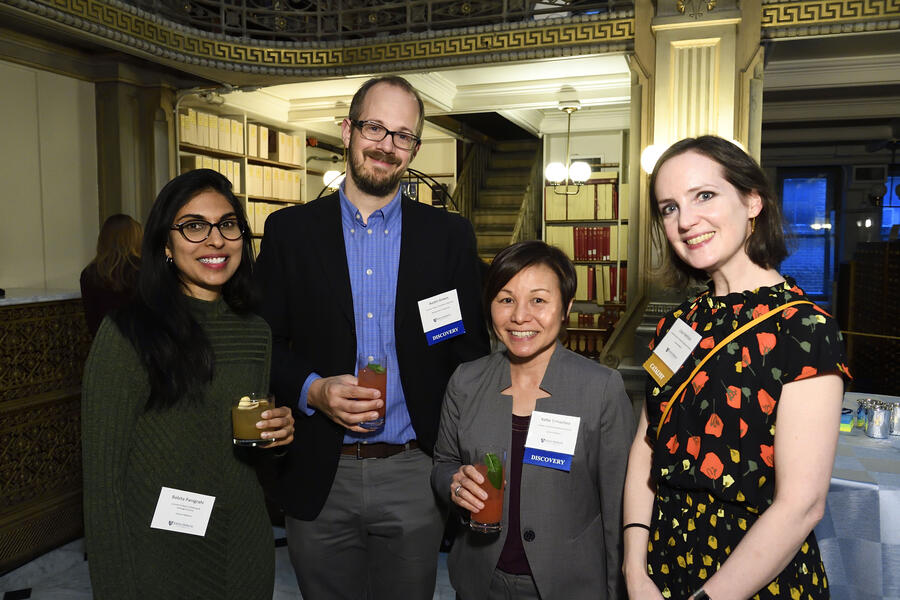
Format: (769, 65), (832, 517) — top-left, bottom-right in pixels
(454, 484), (463, 497)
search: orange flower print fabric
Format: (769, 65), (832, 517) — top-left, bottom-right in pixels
(644, 277), (850, 599)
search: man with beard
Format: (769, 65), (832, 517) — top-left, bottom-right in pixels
(255, 76), (489, 599)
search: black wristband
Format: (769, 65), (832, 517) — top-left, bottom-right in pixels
(622, 522), (651, 532)
(691, 589), (710, 600)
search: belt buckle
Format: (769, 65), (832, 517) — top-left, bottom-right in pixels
(356, 442), (363, 460)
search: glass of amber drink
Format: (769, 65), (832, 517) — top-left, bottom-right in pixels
(357, 354), (386, 430)
(469, 447), (506, 533)
(231, 393), (275, 446)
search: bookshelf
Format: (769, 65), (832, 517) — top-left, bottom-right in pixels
(543, 165), (629, 355)
(176, 101), (307, 254)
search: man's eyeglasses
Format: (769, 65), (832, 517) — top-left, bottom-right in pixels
(171, 218), (244, 243)
(351, 120), (420, 151)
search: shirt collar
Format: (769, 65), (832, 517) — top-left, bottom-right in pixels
(338, 182), (402, 229)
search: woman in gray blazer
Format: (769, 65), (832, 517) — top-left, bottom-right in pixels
(432, 240), (633, 600)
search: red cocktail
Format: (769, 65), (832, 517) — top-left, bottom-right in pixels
(470, 448), (506, 533)
(357, 354), (386, 430)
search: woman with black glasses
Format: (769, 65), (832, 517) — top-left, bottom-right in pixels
(82, 169), (294, 599)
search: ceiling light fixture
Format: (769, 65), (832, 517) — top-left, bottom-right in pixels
(545, 101), (590, 196)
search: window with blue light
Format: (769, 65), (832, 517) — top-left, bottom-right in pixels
(882, 174), (900, 240)
(780, 177), (833, 299)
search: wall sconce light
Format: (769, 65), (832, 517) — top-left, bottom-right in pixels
(324, 170), (344, 190)
(545, 102), (590, 196)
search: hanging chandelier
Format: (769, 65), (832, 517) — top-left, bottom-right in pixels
(545, 101), (590, 196)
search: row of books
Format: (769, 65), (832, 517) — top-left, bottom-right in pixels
(180, 155), (242, 194)
(545, 224), (629, 262)
(180, 109), (244, 155)
(248, 125), (304, 166)
(179, 108), (305, 166)
(248, 201), (285, 236)
(246, 165), (303, 202)
(574, 264), (627, 304)
(545, 176), (628, 221)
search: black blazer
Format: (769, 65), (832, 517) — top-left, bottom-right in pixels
(255, 191), (490, 520)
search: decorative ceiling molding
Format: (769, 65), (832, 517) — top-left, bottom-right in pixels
(3, 0), (634, 77)
(765, 53), (900, 89)
(761, 0), (900, 39)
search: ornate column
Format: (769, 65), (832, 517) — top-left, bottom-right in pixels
(615, 0), (764, 379)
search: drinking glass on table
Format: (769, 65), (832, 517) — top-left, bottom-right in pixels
(469, 446), (506, 533)
(356, 353), (386, 430)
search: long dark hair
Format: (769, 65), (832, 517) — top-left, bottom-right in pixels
(89, 214), (141, 292)
(648, 136), (788, 289)
(113, 169), (256, 409)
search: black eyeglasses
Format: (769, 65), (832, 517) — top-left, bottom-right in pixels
(171, 218), (244, 243)
(351, 120), (420, 150)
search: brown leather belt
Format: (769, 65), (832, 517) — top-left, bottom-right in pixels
(340, 440), (419, 459)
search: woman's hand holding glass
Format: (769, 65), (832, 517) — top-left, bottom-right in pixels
(257, 405), (295, 447)
(449, 464), (488, 513)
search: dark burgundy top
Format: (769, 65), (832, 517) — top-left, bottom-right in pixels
(79, 261), (138, 336)
(497, 413), (532, 575)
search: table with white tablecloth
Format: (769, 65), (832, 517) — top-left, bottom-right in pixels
(814, 393), (900, 600)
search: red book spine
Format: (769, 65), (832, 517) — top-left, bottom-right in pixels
(575, 226), (584, 261)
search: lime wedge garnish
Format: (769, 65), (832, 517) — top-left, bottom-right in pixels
(368, 362), (386, 374)
(484, 453), (503, 490)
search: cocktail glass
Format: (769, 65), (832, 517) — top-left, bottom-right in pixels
(357, 353), (386, 430)
(469, 446), (506, 533)
(231, 393), (275, 447)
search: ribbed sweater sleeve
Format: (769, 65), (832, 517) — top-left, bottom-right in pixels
(81, 317), (145, 599)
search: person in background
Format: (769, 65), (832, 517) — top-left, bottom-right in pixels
(432, 240), (633, 600)
(82, 169), (294, 599)
(255, 75), (490, 599)
(623, 136), (850, 600)
(80, 213), (141, 336)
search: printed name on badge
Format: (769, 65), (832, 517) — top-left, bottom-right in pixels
(523, 411), (580, 472)
(150, 487), (216, 537)
(643, 318), (701, 386)
(417, 289), (466, 346)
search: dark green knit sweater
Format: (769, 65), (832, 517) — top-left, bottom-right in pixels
(82, 296), (275, 599)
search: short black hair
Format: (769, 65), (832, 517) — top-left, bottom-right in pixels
(648, 136), (788, 288)
(483, 241), (576, 335)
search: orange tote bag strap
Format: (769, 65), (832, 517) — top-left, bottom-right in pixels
(655, 300), (814, 439)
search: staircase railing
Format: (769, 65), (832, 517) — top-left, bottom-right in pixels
(510, 147), (543, 244)
(451, 143), (491, 220)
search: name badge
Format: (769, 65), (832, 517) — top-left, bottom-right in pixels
(643, 318), (702, 386)
(150, 487), (216, 537)
(417, 289), (466, 346)
(523, 410), (580, 472)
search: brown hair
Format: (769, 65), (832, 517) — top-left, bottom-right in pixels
(483, 241), (576, 339)
(648, 136), (788, 289)
(91, 214), (142, 292)
(348, 76), (425, 138)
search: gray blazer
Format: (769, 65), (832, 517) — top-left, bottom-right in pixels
(431, 343), (633, 600)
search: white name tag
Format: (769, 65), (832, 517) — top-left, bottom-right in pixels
(523, 411), (581, 472)
(417, 289), (466, 346)
(150, 487), (215, 537)
(643, 318), (702, 386)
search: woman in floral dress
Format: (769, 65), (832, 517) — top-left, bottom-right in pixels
(622, 136), (850, 600)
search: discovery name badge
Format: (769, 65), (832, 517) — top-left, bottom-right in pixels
(523, 411), (580, 472)
(150, 487), (215, 537)
(417, 289), (466, 346)
(643, 318), (701, 387)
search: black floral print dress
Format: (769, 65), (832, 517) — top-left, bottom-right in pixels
(645, 277), (851, 599)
